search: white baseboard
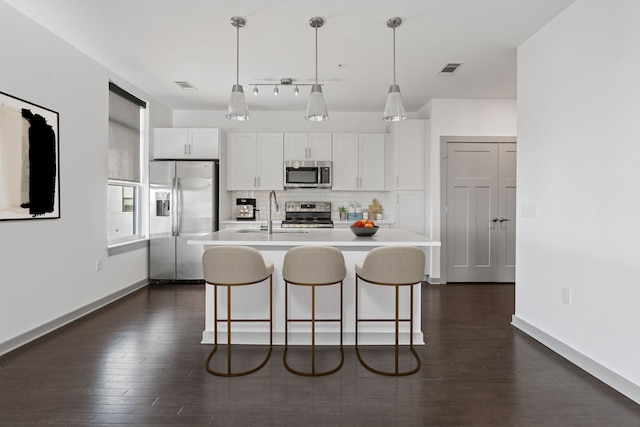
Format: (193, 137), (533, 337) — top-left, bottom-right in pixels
(511, 315), (640, 405)
(0, 279), (149, 357)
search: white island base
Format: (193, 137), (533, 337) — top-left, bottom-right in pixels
(188, 228), (441, 346)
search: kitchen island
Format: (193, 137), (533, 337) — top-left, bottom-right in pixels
(188, 228), (440, 346)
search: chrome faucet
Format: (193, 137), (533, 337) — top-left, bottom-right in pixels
(268, 190), (279, 234)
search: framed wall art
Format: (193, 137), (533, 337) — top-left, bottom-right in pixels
(0, 91), (60, 220)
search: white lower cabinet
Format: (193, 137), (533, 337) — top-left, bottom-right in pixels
(227, 133), (283, 191)
(332, 133), (385, 191)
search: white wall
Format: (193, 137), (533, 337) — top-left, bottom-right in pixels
(515, 0), (640, 401)
(0, 2), (172, 352)
(173, 109), (390, 133)
(424, 98), (517, 278)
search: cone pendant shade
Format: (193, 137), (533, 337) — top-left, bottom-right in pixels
(227, 84), (249, 121)
(305, 84), (328, 121)
(383, 84), (406, 121)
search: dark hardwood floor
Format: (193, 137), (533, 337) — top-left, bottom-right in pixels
(0, 283), (638, 426)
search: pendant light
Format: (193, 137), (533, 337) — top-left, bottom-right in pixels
(383, 17), (406, 121)
(305, 17), (328, 121)
(226, 16), (249, 121)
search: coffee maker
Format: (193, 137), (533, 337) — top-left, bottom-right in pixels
(235, 198), (256, 220)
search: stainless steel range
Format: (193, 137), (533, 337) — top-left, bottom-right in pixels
(281, 201), (334, 228)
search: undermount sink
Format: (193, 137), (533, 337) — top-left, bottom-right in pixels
(235, 229), (308, 234)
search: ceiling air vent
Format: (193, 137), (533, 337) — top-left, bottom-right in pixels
(439, 63), (463, 75)
(174, 81), (198, 90)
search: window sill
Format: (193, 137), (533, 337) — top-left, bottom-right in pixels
(108, 237), (149, 256)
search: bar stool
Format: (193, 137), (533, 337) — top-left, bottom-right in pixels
(202, 246), (274, 377)
(282, 246), (346, 376)
(355, 246), (425, 376)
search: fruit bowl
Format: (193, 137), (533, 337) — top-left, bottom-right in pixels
(350, 226), (379, 237)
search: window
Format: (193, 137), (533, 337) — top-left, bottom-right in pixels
(108, 82), (146, 246)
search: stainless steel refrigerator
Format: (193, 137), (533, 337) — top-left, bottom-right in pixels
(149, 160), (218, 280)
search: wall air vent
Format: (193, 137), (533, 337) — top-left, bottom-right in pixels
(439, 63), (463, 75)
(174, 81), (198, 90)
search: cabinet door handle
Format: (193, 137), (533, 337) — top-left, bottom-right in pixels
(184, 144), (188, 155)
(396, 176), (399, 187)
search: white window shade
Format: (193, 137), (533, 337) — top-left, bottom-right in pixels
(108, 84), (145, 182)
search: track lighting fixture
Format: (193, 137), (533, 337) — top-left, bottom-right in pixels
(249, 78), (320, 97)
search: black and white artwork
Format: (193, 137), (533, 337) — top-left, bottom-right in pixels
(0, 91), (60, 220)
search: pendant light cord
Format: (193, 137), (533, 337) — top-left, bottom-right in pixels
(392, 26), (396, 86)
(236, 24), (240, 85)
(315, 25), (318, 84)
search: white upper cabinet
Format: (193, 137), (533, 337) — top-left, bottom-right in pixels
(387, 120), (425, 190)
(284, 133), (332, 161)
(332, 133), (385, 191)
(153, 128), (220, 159)
(227, 133), (283, 191)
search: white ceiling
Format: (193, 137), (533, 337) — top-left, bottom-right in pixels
(4, 0), (574, 113)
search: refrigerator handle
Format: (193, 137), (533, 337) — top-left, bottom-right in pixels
(176, 178), (181, 236)
(171, 177), (177, 236)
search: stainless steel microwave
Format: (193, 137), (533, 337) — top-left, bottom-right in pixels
(284, 161), (332, 189)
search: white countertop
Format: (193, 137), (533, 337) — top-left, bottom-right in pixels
(219, 220), (395, 225)
(188, 228), (440, 248)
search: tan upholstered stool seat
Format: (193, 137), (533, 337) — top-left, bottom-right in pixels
(282, 246), (346, 376)
(355, 246), (425, 376)
(203, 246), (274, 376)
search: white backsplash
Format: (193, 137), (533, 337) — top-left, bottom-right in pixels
(229, 189), (391, 222)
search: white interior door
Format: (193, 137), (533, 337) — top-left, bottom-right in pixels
(497, 143), (517, 282)
(446, 142), (516, 282)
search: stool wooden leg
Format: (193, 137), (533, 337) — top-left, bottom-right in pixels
(395, 285), (399, 374)
(284, 282), (344, 376)
(206, 280), (273, 377)
(311, 285), (316, 374)
(227, 285), (232, 375)
(355, 278), (421, 376)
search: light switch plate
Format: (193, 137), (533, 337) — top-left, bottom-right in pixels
(521, 204), (538, 218)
